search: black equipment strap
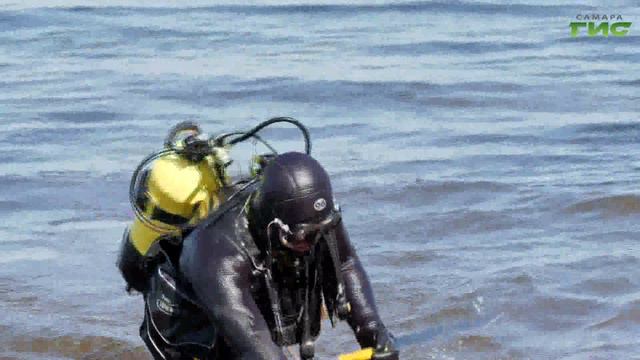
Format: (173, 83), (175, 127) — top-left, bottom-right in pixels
(324, 230), (350, 320)
(300, 252), (316, 360)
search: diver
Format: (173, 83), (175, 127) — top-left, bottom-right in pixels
(118, 119), (398, 360)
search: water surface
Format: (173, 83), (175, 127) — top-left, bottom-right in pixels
(1, 1), (639, 359)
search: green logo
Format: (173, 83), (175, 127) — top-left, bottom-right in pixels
(570, 15), (632, 37)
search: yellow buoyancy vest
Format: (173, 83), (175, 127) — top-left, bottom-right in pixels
(129, 153), (226, 256)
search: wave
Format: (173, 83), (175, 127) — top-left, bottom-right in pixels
(432, 133), (541, 146)
(0, 174), (39, 188)
(573, 122), (640, 135)
(152, 78), (526, 110)
(47, 2), (596, 18)
(372, 40), (540, 56)
(116, 26), (231, 40)
(461, 153), (595, 167)
(547, 121), (640, 147)
(0, 248), (58, 264)
(589, 300), (640, 330)
(231, 76), (296, 87)
(576, 230), (640, 243)
(565, 195), (640, 216)
(147, 74), (632, 113)
(368, 249), (438, 268)
(44, 110), (123, 124)
(559, 255), (640, 272)
(427, 304), (478, 323)
(5, 334), (145, 360)
(556, 35), (640, 45)
(507, 294), (603, 331)
(490, 268), (535, 287)
(569, 277), (635, 297)
(471, 52), (638, 67)
(532, 69), (616, 78)
(571, 343), (640, 359)
(346, 179), (514, 207)
(0, 11), (49, 31)
(615, 79), (640, 86)
(0, 200), (29, 212)
(446, 335), (501, 352)
(427, 209), (521, 237)
(0, 148), (47, 163)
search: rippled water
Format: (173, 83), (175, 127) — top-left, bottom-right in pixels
(1, 1), (639, 359)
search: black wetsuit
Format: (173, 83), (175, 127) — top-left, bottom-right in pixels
(151, 186), (388, 360)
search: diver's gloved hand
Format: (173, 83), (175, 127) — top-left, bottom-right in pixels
(372, 327), (399, 360)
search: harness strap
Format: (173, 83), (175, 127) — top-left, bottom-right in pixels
(300, 252), (315, 360)
(234, 206), (287, 345)
(324, 230), (350, 320)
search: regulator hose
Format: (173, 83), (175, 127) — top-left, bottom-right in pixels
(163, 120), (201, 149)
(217, 117), (311, 155)
(215, 131), (278, 155)
(128, 148), (177, 233)
(128, 117), (311, 233)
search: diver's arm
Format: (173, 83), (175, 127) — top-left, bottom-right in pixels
(181, 230), (287, 360)
(336, 223), (397, 358)
(335, 222), (383, 346)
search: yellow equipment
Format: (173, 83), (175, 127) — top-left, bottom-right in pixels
(118, 118), (311, 294)
(127, 121), (232, 257)
(338, 348), (374, 360)
(129, 152), (227, 255)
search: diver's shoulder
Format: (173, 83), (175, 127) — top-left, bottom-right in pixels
(202, 181), (257, 228)
(182, 209), (248, 255)
(180, 183), (258, 271)
(179, 221), (251, 281)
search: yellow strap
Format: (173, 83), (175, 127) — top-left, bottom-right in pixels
(338, 347), (374, 360)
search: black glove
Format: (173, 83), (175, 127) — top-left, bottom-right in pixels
(372, 328), (399, 360)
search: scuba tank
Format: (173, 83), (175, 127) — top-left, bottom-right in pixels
(128, 154), (224, 255)
(129, 121), (231, 256)
(118, 121), (232, 292)
(117, 117), (311, 294)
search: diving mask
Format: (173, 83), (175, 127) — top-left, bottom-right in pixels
(267, 210), (342, 253)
